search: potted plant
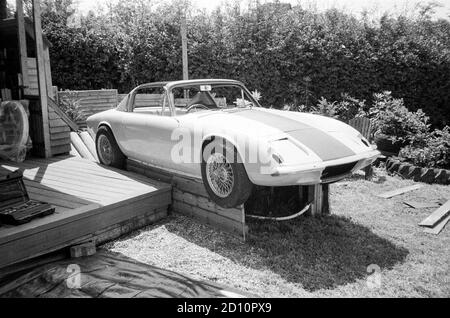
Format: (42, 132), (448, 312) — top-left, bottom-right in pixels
(368, 92), (430, 155)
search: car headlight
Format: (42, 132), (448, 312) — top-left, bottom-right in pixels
(269, 138), (312, 165)
(358, 134), (371, 147)
(272, 153), (284, 164)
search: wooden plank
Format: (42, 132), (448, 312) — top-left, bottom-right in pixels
(26, 191), (83, 209)
(47, 157), (160, 184)
(50, 132), (70, 140)
(6, 160), (154, 192)
(173, 201), (245, 237)
(51, 144), (71, 156)
(50, 126), (70, 134)
(127, 159), (174, 183)
(311, 184), (323, 216)
(0, 204), (100, 246)
(70, 143), (81, 157)
(0, 189), (170, 247)
(33, 0), (51, 158)
(50, 138), (70, 147)
(25, 167), (149, 196)
(48, 97), (78, 131)
(26, 57), (37, 68)
(0, 165), (135, 202)
(27, 157), (168, 189)
(403, 200), (442, 209)
(423, 214), (450, 235)
(20, 170), (141, 197)
(30, 160), (152, 183)
(48, 111), (60, 120)
(44, 47), (53, 99)
(173, 189), (242, 223)
(17, 0), (28, 98)
(377, 185), (424, 199)
(24, 183), (94, 205)
(49, 118), (68, 128)
(419, 200), (450, 227)
(26, 189), (89, 208)
(22, 180), (118, 203)
(70, 132), (95, 161)
(172, 175), (208, 197)
(0, 194), (170, 268)
(2, 157), (167, 192)
(91, 208), (167, 246)
(79, 131), (99, 161)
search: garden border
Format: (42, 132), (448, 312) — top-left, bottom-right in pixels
(386, 158), (450, 185)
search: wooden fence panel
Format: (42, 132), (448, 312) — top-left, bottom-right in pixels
(57, 89), (118, 127)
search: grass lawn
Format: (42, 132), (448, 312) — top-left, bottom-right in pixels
(104, 168), (450, 297)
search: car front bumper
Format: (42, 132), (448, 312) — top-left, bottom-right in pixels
(250, 149), (381, 186)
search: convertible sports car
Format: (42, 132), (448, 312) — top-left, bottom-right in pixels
(86, 79), (380, 208)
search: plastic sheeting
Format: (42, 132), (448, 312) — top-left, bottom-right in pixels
(0, 101), (32, 162)
(0, 251), (249, 298)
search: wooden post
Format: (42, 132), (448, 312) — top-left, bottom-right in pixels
(32, 0), (51, 158)
(305, 184), (330, 216)
(180, 10), (188, 81)
(44, 47), (53, 99)
(16, 0), (28, 99)
(322, 184), (330, 215)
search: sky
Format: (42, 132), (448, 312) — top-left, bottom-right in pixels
(75, 0), (450, 20)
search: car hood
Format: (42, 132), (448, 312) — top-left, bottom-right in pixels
(180, 107), (368, 162)
(183, 107), (360, 136)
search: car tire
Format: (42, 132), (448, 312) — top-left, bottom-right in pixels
(201, 139), (253, 208)
(96, 126), (126, 169)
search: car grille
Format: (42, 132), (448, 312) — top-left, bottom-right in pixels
(321, 162), (358, 182)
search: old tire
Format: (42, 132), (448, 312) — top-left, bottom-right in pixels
(201, 139), (253, 208)
(96, 126), (125, 169)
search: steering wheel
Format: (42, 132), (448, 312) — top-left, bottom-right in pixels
(186, 104), (209, 113)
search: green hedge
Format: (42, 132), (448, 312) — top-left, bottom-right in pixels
(42, 1), (450, 127)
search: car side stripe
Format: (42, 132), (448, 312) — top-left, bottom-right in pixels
(233, 109), (356, 161)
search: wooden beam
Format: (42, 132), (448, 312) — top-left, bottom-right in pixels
(47, 96), (79, 131)
(377, 185), (424, 199)
(16, 0), (28, 99)
(419, 200), (450, 228)
(44, 46), (53, 98)
(32, 0), (51, 158)
(423, 214), (450, 235)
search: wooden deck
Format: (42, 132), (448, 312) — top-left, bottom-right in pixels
(0, 156), (172, 270)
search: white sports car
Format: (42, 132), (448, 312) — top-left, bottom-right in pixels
(86, 79), (379, 208)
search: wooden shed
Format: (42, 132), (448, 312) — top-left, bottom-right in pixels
(0, 0), (71, 158)
(0, 0), (174, 275)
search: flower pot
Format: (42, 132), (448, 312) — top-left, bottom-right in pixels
(374, 134), (406, 155)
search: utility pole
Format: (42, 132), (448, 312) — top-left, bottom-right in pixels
(180, 8), (188, 81)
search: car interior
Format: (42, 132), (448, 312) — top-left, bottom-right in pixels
(130, 84), (253, 116)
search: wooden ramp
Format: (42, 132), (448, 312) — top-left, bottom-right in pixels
(0, 156), (172, 270)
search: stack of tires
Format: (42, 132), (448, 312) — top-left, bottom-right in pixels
(386, 157), (450, 185)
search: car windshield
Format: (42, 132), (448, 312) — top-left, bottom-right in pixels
(169, 84), (258, 114)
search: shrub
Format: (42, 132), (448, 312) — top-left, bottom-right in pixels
(41, 1), (450, 128)
(314, 94), (367, 123)
(368, 92), (430, 144)
(59, 92), (86, 122)
(399, 127), (450, 169)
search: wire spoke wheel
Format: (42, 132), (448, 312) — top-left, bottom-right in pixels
(98, 134), (113, 165)
(206, 152), (235, 198)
